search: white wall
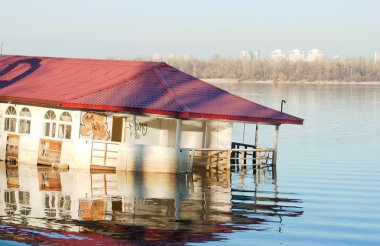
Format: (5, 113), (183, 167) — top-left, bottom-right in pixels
(0, 103), (233, 172)
(0, 103), (81, 165)
(204, 121), (233, 149)
(124, 115), (177, 147)
(181, 120), (204, 148)
(181, 120), (233, 149)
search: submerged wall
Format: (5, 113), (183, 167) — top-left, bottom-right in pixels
(0, 103), (233, 173)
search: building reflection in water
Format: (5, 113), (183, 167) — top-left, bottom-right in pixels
(0, 162), (303, 244)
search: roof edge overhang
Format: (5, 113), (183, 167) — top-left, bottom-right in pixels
(61, 102), (304, 125)
(0, 97), (62, 108)
(0, 97), (304, 125)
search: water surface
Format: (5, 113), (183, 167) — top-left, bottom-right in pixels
(0, 82), (379, 245)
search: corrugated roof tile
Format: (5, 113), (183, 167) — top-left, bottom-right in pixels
(0, 55), (303, 125)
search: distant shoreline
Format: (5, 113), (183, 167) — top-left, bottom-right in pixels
(203, 78), (380, 85)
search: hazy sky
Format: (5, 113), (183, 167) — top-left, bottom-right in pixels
(1, 0), (379, 59)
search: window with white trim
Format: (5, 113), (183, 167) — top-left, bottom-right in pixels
(4, 106), (17, 132)
(43, 110), (57, 138)
(18, 107), (31, 134)
(58, 112), (72, 139)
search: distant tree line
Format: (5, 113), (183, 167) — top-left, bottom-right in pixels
(159, 56), (380, 82)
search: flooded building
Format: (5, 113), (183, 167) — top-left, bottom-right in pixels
(0, 163), (303, 244)
(0, 55), (303, 173)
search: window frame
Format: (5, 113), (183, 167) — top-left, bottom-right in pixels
(18, 107), (32, 134)
(4, 106), (17, 133)
(43, 110), (57, 138)
(58, 112), (72, 140)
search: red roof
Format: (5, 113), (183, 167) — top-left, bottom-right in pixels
(0, 55), (303, 125)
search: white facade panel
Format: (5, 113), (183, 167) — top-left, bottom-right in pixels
(0, 103), (233, 173)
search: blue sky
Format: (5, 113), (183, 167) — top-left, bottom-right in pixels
(1, 0), (379, 59)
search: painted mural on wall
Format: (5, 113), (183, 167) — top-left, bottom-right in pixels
(38, 166), (62, 192)
(6, 163), (20, 189)
(79, 199), (106, 221)
(80, 112), (110, 141)
(38, 139), (62, 165)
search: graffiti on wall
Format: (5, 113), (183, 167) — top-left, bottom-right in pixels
(128, 122), (148, 140)
(80, 112), (110, 141)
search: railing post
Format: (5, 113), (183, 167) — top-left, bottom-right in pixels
(244, 146), (247, 168)
(273, 125), (280, 166)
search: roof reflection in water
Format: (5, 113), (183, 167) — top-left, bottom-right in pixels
(0, 162), (303, 244)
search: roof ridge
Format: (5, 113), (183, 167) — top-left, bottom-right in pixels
(153, 66), (191, 112)
(65, 62), (164, 101)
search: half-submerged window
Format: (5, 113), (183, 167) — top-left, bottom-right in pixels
(43, 110), (56, 138)
(4, 106), (17, 132)
(19, 107), (31, 134)
(58, 112), (72, 139)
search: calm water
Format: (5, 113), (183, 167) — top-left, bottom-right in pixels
(0, 83), (379, 245)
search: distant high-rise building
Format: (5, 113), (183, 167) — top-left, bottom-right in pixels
(167, 53), (177, 60)
(307, 49), (324, 62)
(152, 53), (163, 61)
(270, 49), (286, 61)
(253, 51), (261, 60)
(332, 55), (341, 61)
(183, 54), (193, 61)
(288, 49), (304, 62)
(239, 50), (260, 61)
(375, 52), (379, 63)
(240, 50), (253, 60)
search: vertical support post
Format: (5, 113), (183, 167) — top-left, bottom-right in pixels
(104, 143), (108, 166)
(121, 117), (126, 143)
(242, 123), (246, 143)
(273, 125), (280, 166)
(255, 124), (259, 147)
(175, 192), (181, 220)
(202, 121), (207, 148)
(131, 115), (136, 144)
(190, 149), (195, 172)
(175, 119), (182, 149)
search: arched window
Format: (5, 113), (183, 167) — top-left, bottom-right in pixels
(58, 112), (72, 139)
(43, 110), (56, 138)
(19, 107), (31, 134)
(4, 106), (17, 132)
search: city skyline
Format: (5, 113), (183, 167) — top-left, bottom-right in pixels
(1, 0), (380, 59)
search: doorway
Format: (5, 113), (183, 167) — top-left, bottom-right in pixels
(111, 116), (126, 142)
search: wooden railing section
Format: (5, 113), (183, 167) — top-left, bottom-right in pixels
(91, 141), (120, 167)
(230, 142), (274, 170)
(184, 142), (274, 173)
